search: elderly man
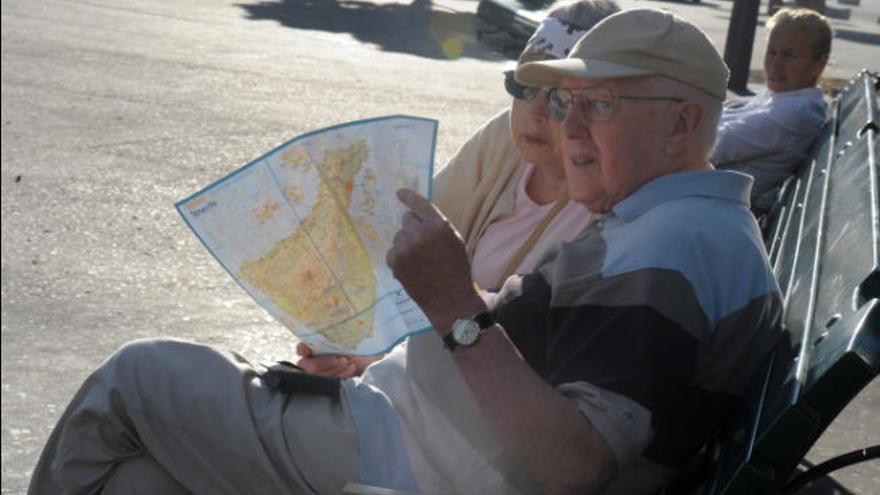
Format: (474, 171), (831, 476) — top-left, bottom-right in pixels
(30, 9), (781, 495)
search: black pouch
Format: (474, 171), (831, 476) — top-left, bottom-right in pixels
(259, 361), (341, 399)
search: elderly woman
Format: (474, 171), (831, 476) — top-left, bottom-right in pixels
(433, 0), (619, 290)
(297, 0), (620, 377)
(712, 8), (831, 210)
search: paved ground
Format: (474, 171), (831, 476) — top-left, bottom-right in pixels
(1, 0), (878, 493)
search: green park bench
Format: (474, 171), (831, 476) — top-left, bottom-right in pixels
(474, 0), (699, 50)
(476, 0), (546, 45)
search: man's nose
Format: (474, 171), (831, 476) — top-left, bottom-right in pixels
(562, 102), (589, 139)
(768, 54), (784, 70)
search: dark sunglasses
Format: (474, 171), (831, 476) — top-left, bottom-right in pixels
(503, 71), (542, 101)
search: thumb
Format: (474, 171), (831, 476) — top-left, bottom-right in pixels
(296, 342), (313, 357)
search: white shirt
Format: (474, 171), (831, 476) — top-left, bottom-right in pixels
(712, 86), (826, 208)
(470, 163), (593, 289)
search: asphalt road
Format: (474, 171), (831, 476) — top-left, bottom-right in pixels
(1, 0), (878, 493)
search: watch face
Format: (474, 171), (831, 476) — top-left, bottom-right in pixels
(452, 319), (481, 346)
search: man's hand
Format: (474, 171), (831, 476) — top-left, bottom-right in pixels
(385, 189), (486, 329)
(295, 342), (381, 378)
(386, 189), (617, 493)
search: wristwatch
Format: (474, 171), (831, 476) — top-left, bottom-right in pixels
(443, 311), (495, 351)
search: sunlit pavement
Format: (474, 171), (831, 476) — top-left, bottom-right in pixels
(2, 0), (877, 493)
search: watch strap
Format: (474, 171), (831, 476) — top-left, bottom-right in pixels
(442, 331), (460, 351)
(443, 311), (495, 351)
(473, 311), (495, 329)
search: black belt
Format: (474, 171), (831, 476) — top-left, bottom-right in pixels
(259, 361), (341, 399)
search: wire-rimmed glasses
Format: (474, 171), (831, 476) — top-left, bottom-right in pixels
(547, 86), (685, 122)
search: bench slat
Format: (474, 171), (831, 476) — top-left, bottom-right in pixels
(836, 70), (879, 147)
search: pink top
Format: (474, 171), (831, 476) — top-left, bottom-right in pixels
(470, 164), (594, 289)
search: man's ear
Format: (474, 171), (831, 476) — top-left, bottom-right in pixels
(665, 101), (703, 156)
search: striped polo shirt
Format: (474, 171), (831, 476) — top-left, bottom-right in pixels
(495, 169), (783, 477)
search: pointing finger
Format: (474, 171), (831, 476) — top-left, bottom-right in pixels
(397, 188), (439, 221)
(401, 211), (422, 231)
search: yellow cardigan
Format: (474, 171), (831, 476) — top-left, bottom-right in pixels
(432, 108), (529, 260)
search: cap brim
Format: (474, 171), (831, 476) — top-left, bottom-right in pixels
(516, 58), (654, 87)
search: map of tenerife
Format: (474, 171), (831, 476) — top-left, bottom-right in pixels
(176, 116), (436, 355)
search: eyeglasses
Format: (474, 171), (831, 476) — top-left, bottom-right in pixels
(546, 87), (686, 123)
(504, 70), (542, 102)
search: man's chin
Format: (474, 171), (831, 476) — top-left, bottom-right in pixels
(569, 190), (611, 213)
(767, 80), (787, 92)
(584, 202), (612, 214)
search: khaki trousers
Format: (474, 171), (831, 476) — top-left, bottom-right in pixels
(28, 338), (360, 495)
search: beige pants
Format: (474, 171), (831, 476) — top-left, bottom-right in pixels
(28, 338), (360, 495)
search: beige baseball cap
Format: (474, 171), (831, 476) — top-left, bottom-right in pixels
(516, 8), (730, 100)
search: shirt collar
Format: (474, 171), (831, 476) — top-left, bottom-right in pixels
(765, 86), (822, 99)
(611, 170), (753, 222)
